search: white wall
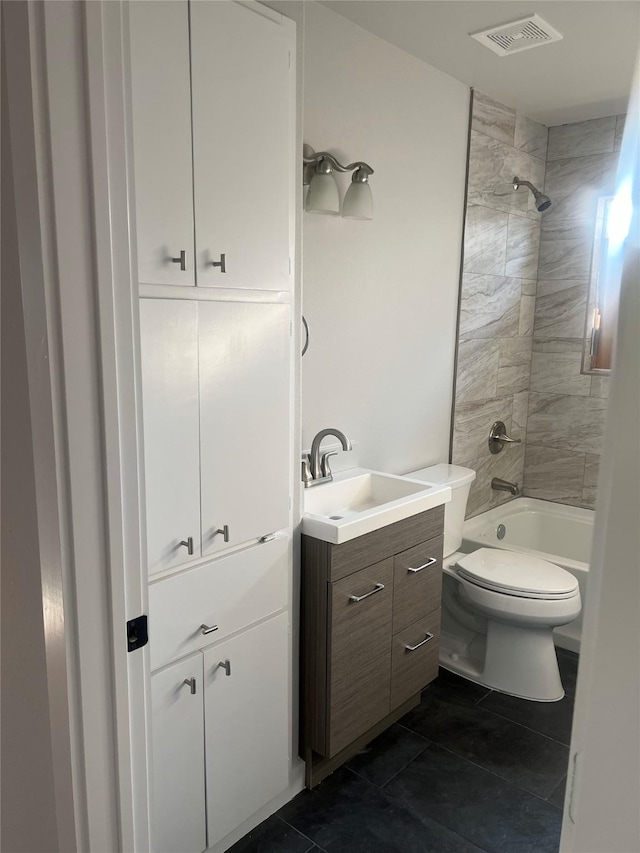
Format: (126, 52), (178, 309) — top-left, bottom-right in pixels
(302, 2), (469, 473)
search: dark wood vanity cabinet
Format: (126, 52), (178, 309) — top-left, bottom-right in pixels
(300, 506), (444, 787)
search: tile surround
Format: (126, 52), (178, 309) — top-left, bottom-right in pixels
(514, 112), (548, 161)
(533, 281), (588, 339)
(547, 116), (616, 161)
(453, 92), (547, 516)
(527, 392), (607, 455)
(544, 152), (618, 204)
(506, 215), (540, 279)
(456, 339), (499, 403)
(471, 90), (516, 146)
(464, 205), (508, 275)
(459, 274), (521, 339)
(467, 131), (532, 216)
(454, 101), (617, 513)
(537, 222), (593, 280)
(530, 339), (592, 397)
(523, 445), (586, 504)
(582, 454), (601, 508)
(518, 294), (536, 336)
(522, 115), (621, 506)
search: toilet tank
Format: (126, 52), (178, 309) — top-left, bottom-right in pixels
(405, 464), (476, 557)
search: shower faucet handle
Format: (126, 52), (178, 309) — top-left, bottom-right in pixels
(488, 421), (522, 455)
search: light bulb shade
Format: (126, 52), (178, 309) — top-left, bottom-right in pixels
(341, 180), (373, 220)
(306, 172), (340, 215)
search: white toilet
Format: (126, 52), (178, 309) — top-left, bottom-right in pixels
(407, 464), (581, 702)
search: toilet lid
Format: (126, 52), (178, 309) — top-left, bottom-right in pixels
(456, 548), (579, 599)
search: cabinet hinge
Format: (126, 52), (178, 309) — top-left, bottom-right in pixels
(127, 615), (148, 652)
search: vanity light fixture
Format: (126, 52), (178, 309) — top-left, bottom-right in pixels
(303, 144), (374, 220)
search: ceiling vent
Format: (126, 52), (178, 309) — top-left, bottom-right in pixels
(471, 15), (563, 56)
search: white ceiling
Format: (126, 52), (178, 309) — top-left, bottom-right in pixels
(321, 1), (640, 126)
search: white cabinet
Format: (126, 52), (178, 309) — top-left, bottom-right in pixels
(199, 302), (291, 556)
(140, 300), (291, 575)
(140, 299), (201, 575)
(129, 0), (294, 291)
(129, 1), (195, 286)
(203, 612), (290, 848)
(149, 535), (288, 671)
(191, 2), (292, 290)
(151, 654), (206, 853)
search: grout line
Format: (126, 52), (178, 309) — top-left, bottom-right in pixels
(276, 815), (327, 853)
(475, 704), (572, 748)
(434, 740), (567, 806)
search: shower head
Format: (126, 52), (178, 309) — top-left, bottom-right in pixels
(512, 176), (552, 212)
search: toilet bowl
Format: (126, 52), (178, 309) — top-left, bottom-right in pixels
(406, 465), (582, 702)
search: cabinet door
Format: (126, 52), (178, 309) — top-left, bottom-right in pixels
(203, 612), (289, 848)
(190, 2), (293, 291)
(151, 655), (206, 853)
(329, 559), (394, 756)
(129, 1), (195, 286)
(140, 299), (201, 575)
(199, 302), (291, 556)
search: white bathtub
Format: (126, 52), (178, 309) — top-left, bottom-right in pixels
(462, 498), (594, 653)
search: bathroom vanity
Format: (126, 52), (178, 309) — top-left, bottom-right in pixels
(300, 505), (445, 787)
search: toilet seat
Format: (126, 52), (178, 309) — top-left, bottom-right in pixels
(455, 548), (579, 600)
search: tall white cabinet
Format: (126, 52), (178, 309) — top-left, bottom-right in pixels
(129, 3), (296, 851)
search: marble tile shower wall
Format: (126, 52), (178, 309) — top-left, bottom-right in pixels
(523, 114), (623, 508)
(452, 91), (547, 516)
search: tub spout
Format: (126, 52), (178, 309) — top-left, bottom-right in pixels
(492, 477), (520, 496)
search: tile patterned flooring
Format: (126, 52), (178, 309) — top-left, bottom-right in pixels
(230, 649), (578, 853)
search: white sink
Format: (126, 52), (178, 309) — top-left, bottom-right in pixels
(302, 468), (451, 544)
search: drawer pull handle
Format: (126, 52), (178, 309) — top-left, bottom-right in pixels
(407, 557), (437, 574)
(183, 677), (197, 695)
(405, 632), (435, 652)
(170, 249), (187, 271)
(210, 253), (226, 273)
(217, 659), (231, 677)
(201, 623), (219, 635)
(349, 582), (385, 603)
(213, 525), (230, 543)
(180, 537), (194, 555)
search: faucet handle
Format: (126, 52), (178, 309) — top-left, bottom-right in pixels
(488, 420), (522, 454)
(301, 454), (313, 485)
(320, 451), (338, 478)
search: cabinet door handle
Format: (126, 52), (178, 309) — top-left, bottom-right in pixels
(171, 249), (186, 271)
(405, 632), (435, 652)
(183, 677), (197, 695)
(180, 537), (194, 555)
(349, 582), (385, 603)
(217, 659), (231, 677)
(210, 253), (226, 273)
(407, 557), (437, 574)
(213, 525), (229, 542)
(201, 623), (219, 635)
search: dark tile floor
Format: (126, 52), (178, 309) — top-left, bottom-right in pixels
(230, 649), (578, 853)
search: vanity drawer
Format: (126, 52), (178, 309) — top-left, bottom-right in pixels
(390, 611), (441, 710)
(149, 534), (288, 670)
(393, 536), (443, 633)
(326, 505), (444, 581)
(328, 558), (393, 756)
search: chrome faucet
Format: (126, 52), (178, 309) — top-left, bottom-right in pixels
(491, 478), (520, 496)
(302, 428), (352, 488)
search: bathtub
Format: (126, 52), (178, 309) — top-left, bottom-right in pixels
(462, 498), (594, 653)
